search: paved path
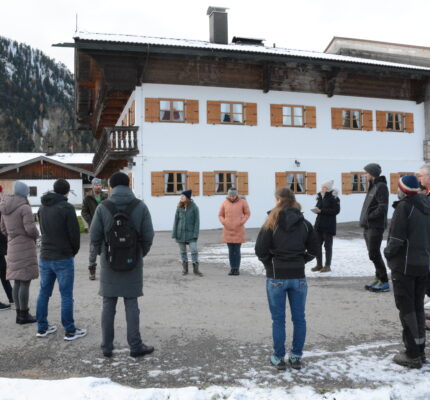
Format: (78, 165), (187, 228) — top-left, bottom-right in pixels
(0, 224), (411, 390)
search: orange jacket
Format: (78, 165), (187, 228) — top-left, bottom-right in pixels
(218, 197), (250, 243)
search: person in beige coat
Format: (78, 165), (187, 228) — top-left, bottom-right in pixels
(218, 187), (251, 276)
(0, 182), (39, 324)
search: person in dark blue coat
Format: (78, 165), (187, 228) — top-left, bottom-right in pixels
(311, 180), (340, 273)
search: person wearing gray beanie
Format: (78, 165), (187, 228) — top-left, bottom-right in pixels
(359, 163), (390, 292)
(82, 177), (107, 280)
(14, 181), (29, 197)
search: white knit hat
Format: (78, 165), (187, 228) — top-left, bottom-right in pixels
(322, 180), (334, 191)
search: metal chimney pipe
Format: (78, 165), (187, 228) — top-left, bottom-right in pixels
(207, 6), (228, 44)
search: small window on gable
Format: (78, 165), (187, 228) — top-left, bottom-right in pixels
(215, 172), (237, 194)
(164, 172), (187, 194)
(221, 103), (243, 124)
(29, 186), (37, 197)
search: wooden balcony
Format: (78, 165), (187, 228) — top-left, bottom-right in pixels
(93, 126), (139, 178)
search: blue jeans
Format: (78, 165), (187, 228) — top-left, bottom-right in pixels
(178, 241), (199, 263)
(36, 258), (76, 333)
(266, 278), (308, 358)
(227, 243), (241, 270)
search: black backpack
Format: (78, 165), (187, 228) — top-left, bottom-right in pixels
(102, 198), (141, 272)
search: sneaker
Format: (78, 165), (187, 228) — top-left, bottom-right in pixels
(370, 281), (390, 292)
(270, 355), (287, 370)
(0, 302), (11, 311)
(320, 266), (331, 273)
(365, 279), (379, 291)
(393, 351), (422, 369)
(64, 328), (87, 341)
(311, 265), (323, 272)
(130, 344), (154, 358)
(288, 354), (303, 370)
(36, 325), (57, 338)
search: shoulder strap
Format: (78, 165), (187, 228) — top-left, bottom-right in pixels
(124, 198), (141, 217)
(101, 199), (117, 217)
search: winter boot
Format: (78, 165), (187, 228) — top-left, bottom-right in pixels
(89, 267), (96, 281)
(228, 269), (235, 276)
(393, 351), (422, 369)
(182, 262), (189, 276)
(17, 309), (37, 325)
(311, 265), (323, 272)
(320, 266), (331, 273)
(270, 355), (286, 370)
(365, 278), (379, 291)
(233, 269), (240, 276)
(193, 262), (203, 277)
(288, 354), (303, 370)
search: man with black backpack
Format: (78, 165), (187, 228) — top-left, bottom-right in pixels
(90, 172), (154, 358)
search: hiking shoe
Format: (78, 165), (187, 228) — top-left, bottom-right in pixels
(288, 355), (303, 370)
(0, 302), (11, 311)
(320, 266), (331, 273)
(393, 351), (422, 369)
(270, 355), (287, 370)
(130, 344), (154, 358)
(64, 328), (87, 341)
(89, 268), (96, 280)
(311, 265), (323, 272)
(234, 269), (240, 276)
(370, 281), (390, 292)
(365, 279), (379, 290)
(36, 325), (57, 338)
(228, 269), (235, 276)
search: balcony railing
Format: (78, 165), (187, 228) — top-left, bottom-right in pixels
(93, 126), (139, 176)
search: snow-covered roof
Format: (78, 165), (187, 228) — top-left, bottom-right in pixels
(74, 31), (430, 72)
(0, 153), (94, 165)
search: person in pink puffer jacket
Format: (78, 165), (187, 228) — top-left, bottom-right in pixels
(218, 188), (251, 276)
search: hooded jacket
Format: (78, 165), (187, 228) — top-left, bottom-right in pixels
(359, 176), (389, 230)
(314, 190), (341, 235)
(0, 195), (39, 281)
(384, 194), (430, 276)
(218, 197), (251, 243)
(81, 191), (108, 226)
(172, 200), (200, 243)
(255, 208), (319, 279)
(38, 192), (80, 261)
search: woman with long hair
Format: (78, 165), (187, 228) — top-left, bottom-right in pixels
(255, 187), (318, 370)
(172, 190), (202, 276)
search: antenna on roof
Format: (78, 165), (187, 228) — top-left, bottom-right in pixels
(75, 13), (78, 33)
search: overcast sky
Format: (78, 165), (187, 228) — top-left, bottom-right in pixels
(2, 0), (430, 72)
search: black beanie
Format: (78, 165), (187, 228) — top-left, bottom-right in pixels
(364, 163), (382, 178)
(53, 179), (70, 195)
(109, 172), (130, 188)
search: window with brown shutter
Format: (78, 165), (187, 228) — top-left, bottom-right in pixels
(342, 172), (368, 194)
(145, 98), (199, 123)
(375, 111), (414, 133)
(203, 172), (216, 195)
(331, 108), (343, 129)
(145, 98), (160, 122)
(270, 105), (283, 127)
(151, 171), (199, 196)
(304, 106), (317, 128)
(362, 110), (373, 131)
(271, 105), (316, 128)
(244, 103), (257, 126)
(185, 100), (199, 124)
(207, 101), (221, 124)
(332, 108), (372, 131)
(207, 101), (256, 125)
(237, 172), (249, 195)
(128, 101), (135, 126)
(341, 173), (352, 195)
(275, 172), (316, 194)
(202, 171), (248, 195)
(187, 172), (200, 196)
(151, 171), (164, 196)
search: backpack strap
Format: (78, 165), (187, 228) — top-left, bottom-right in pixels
(124, 198), (141, 217)
(101, 199), (117, 217)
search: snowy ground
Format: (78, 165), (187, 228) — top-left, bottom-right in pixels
(200, 238), (386, 277)
(1, 339), (430, 400)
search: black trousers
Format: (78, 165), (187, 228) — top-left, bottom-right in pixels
(316, 231), (333, 267)
(392, 271), (427, 359)
(363, 228), (388, 283)
(0, 255), (13, 303)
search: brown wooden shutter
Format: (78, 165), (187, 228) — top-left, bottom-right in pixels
(376, 111), (386, 131)
(207, 101), (221, 124)
(244, 103), (257, 126)
(390, 173), (400, 194)
(404, 113), (414, 133)
(275, 172), (287, 190)
(362, 110), (373, 131)
(203, 172), (216, 195)
(151, 171), (164, 196)
(127, 173), (133, 189)
(145, 98), (160, 122)
(270, 105), (283, 127)
(306, 172), (317, 194)
(187, 171), (200, 196)
(331, 108), (342, 129)
(342, 173), (352, 195)
(304, 106), (317, 128)
(185, 100), (199, 124)
(237, 172), (249, 195)
(129, 101), (135, 125)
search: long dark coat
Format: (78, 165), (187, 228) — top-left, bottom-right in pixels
(314, 191), (341, 236)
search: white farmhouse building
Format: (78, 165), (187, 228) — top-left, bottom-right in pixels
(59, 8), (430, 231)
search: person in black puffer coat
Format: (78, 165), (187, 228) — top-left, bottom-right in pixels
(384, 175), (430, 369)
(359, 163), (389, 292)
(312, 180), (340, 273)
(255, 187), (318, 371)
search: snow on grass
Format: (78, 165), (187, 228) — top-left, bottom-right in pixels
(200, 239), (386, 277)
(1, 377), (430, 400)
